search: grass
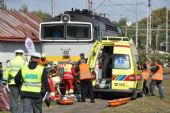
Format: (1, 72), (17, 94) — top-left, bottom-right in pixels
(100, 79), (170, 113)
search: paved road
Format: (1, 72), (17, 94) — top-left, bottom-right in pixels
(43, 99), (108, 113)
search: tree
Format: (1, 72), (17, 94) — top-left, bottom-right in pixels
(19, 4), (28, 12)
(117, 18), (127, 26)
(117, 7), (170, 51)
(32, 10), (51, 21)
(0, 0), (6, 9)
(117, 18), (128, 36)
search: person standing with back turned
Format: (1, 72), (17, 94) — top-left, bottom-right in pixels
(15, 52), (51, 113)
(3, 49), (26, 113)
(79, 59), (95, 103)
(149, 59), (164, 99)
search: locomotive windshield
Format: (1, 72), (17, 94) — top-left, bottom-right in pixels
(42, 24), (64, 40)
(41, 23), (91, 41)
(67, 24), (90, 39)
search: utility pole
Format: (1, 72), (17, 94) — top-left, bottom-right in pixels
(166, 0), (169, 52)
(51, 0), (56, 17)
(87, 0), (93, 11)
(156, 25), (161, 51)
(135, 0), (138, 48)
(146, 0), (152, 54)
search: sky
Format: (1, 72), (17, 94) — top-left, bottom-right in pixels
(4, 0), (169, 22)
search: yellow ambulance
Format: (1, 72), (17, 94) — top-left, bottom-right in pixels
(88, 36), (143, 99)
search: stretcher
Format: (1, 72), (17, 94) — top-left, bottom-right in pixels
(108, 97), (130, 107)
(57, 98), (74, 105)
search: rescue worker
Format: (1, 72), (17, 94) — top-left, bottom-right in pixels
(149, 59), (164, 99)
(3, 49), (26, 113)
(52, 62), (61, 96)
(14, 52), (51, 113)
(77, 53), (87, 65)
(142, 61), (150, 95)
(63, 59), (76, 95)
(79, 59), (95, 103)
(38, 53), (47, 66)
(75, 53), (87, 74)
(48, 62), (61, 100)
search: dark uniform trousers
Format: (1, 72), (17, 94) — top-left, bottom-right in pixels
(149, 80), (164, 98)
(143, 80), (149, 95)
(80, 79), (94, 101)
(20, 97), (42, 113)
(9, 86), (21, 113)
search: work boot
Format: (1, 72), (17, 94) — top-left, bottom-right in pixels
(160, 96), (164, 99)
(151, 94), (155, 96)
(90, 100), (95, 103)
(149, 93), (155, 96)
(81, 99), (86, 102)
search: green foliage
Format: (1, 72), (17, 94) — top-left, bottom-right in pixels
(19, 4), (28, 12)
(0, 0), (6, 9)
(32, 10), (51, 21)
(117, 18), (127, 26)
(150, 52), (170, 63)
(117, 7), (170, 51)
(18, 4), (51, 21)
(117, 18), (128, 37)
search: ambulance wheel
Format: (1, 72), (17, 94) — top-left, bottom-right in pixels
(138, 91), (144, 97)
(94, 92), (103, 98)
(131, 90), (137, 100)
(94, 92), (99, 98)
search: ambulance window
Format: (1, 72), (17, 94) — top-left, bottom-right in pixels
(113, 54), (130, 69)
(123, 38), (129, 41)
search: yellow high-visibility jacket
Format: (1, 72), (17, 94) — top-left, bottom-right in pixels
(21, 65), (44, 93)
(3, 56), (26, 85)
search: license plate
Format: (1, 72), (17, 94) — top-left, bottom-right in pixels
(114, 83), (125, 87)
(118, 83), (125, 86)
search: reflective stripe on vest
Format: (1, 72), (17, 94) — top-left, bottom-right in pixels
(64, 74), (73, 78)
(152, 64), (163, 80)
(8, 56), (26, 85)
(21, 65), (44, 93)
(22, 82), (41, 87)
(142, 69), (150, 80)
(79, 63), (91, 80)
(64, 64), (72, 73)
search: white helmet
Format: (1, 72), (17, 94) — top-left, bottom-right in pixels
(30, 52), (41, 58)
(53, 61), (58, 66)
(14, 49), (24, 53)
(41, 53), (46, 58)
(47, 64), (51, 68)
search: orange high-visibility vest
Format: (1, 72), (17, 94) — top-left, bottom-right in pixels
(142, 69), (150, 80)
(152, 64), (163, 80)
(79, 63), (91, 80)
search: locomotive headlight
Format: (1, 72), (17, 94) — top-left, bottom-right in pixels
(61, 14), (70, 22)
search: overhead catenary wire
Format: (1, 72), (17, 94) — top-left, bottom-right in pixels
(100, 2), (145, 16)
(93, 0), (106, 11)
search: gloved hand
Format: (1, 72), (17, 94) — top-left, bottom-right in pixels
(50, 92), (55, 97)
